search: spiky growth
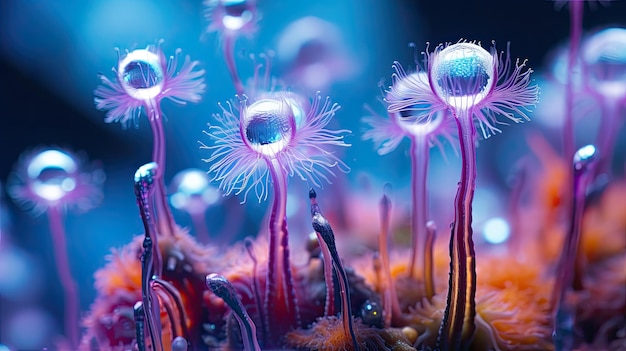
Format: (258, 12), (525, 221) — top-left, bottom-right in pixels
(94, 44), (205, 128)
(201, 92), (349, 203)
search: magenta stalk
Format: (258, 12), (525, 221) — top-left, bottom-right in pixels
(47, 206), (79, 349)
(378, 186), (401, 327)
(223, 36), (245, 96)
(563, 1), (583, 179)
(437, 112), (477, 351)
(408, 134), (430, 282)
(264, 158), (300, 341)
(147, 103), (177, 237)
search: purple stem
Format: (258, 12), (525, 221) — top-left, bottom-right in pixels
(190, 212), (210, 244)
(316, 231), (336, 317)
(223, 35), (245, 96)
(263, 159), (299, 342)
(552, 145), (597, 350)
(47, 206), (78, 349)
(408, 134), (430, 281)
(424, 221), (437, 300)
(243, 238), (267, 345)
(437, 112), (477, 351)
(147, 103), (176, 237)
(378, 190), (401, 327)
(563, 1), (583, 178)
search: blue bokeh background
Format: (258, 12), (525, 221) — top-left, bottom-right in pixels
(1, 0), (625, 349)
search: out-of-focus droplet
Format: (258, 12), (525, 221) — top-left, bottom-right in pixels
(7, 308), (54, 351)
(482, 217), (510, 245)
(170, 169), (220, 215)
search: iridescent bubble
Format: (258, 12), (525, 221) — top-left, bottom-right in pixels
(431, 43), (494, 109)
(118, 49), (164, 101)
(582, 27), (626, 99)
(242, 98), (295, 157)
(221, 0), (255, 31)
(170, 169), (220, 215)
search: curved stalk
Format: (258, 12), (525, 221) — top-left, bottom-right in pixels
(147, 102), (176, 237)
(437, 112), (477, 351)
(379, 189), (401, 327)
(47, 206), (79, 349)
(223, 35), (245, 96)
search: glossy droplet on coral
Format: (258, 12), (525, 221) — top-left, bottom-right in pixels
(583, 28), (626, 99)
(432, 43), (494, 109)
(118, 49), (164, 101)
(573, 144), (597, 173)
(360, 299), (383, 327)
(242, 98), (295, 157)
(387, 72), (445, 135)
(26, 150), (78, 202)
(170, 169), (219, 215)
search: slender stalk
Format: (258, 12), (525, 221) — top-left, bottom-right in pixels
(264, 158), (299, 342)
(437, 112), (477, 351)
(310, 190), (359, 351)
(47, 206), (78, 349)
(223, 35), (245, 96)
(140, 237), (164, 351)
(596, 99), (621, 177)
(147, 103), (176, 237)
(378, 189), (401, 327)
(424, 221), (437, 300)
(408, 134), (429, 281)
(563, 1), (583, 177)
(190, 212), (210, 244)
(243, 237), (267, 345)
(316, 232), (336, 317)
(552, 145), (597, 350)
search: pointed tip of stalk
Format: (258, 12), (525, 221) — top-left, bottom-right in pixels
(309, 188), (317, 200)
(573, 144), (598, 174)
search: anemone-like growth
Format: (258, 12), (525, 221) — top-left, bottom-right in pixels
(201, 91), (349, 345)
(389, 41), (538, 350)
(8, 147), (104, 349)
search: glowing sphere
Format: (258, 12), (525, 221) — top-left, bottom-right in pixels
(386, 72), (446, 136)
(583, 28), (626, 99)
(26, 149), (78, 203)
(207, 0), (256, 33)
(482, 217), (510, 245)
(431, 43), (494, 110)
(118, 49), (164, 101)
(170, 169), (220, 215)
(242, 98), (295, 157)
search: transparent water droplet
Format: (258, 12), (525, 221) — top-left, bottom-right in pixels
(118, 49), (164, 100)
(431, 43), (494, 109)
(242, 98), (294, 157)
(583, 27), (626, 99)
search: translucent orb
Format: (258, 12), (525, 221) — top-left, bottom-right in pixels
(431, 43), (494, 110)
(482, 217), (510, 245)
(170, 169), (220, 215)
(573, 144), (597, 172)
(26, 149), (78, 202)
(220, 0), (255, 31)
(360, 299), (383, 327)
(583, 28), (626, 99)
(387, 72), (446, 136)
(118, 49), (164, 101)
(242, 98), (295, 157)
